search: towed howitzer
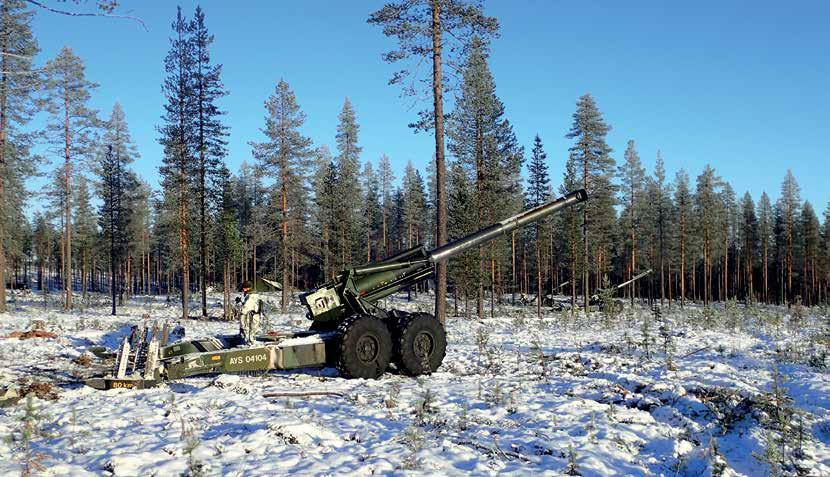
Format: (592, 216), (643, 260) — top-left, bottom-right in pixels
(86, 189), (587, 390)
(590, 268), (653, 312)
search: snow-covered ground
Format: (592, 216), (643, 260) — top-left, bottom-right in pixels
(1, 291), (829, 476)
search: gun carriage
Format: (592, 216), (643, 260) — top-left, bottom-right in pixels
(86, 190), (588, 390)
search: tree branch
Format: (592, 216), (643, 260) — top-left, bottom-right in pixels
(25, 0), (148, 31)
(263, 390), (346, 399)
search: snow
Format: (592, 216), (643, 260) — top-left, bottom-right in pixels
(0, 291), (829, 476)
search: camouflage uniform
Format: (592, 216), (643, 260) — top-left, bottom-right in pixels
(239, 291), (263, 344)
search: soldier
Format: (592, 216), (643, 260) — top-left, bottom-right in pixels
(238, 281), (263, 344)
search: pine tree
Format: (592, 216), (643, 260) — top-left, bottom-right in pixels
(0, 0), (39, 311)
(333, 97), (363, 270)
(186, 6), (229, 317)
(721, 182), (738, 300)
(694, 165), (721, 305)
(362, 161), (381, 262)
(673, 170), (692, 306)
(565, 93), (616, 311)
(402, 161), (428, 249)
(618, 140), (645, 304)
(32, 212), (52, 292)
(214, 165), (242, 318)
(311, 146), (337, 280)
(647, 152), (672, 304)
(98, 146), (128, 314)
(44, 46), (99, 310)
(158, 7), (195, 320)
(740, 192), (758, 301)
(73, 175), (96, 300)
(758, 192), (773, 303)
(368, 0), (499, 324)
(822, 203), (830, 305)
(525, 134), (550, 316)
(780, 170), (801, 302)
(447, 160), (478, 316)
(250, 79), (312, 311)
(377, 154), (395, 258)
(559, 154), (583, 309)
(801, 201), (820, 305)
(126, 177), (151, 298)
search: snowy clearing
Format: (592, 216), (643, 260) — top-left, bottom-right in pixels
(1, 292), (829, 476)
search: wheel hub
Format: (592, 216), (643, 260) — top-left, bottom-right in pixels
(356, 335), (380, 363)
(413, 331), (435, 358)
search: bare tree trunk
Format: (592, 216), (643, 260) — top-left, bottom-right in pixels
(63, 82), (72, 310)
(281, 179), (289, 312)
(431, 0), (448, 324)
(223, 261), (230, 319)
(0, 36), (7, 313)
(511, 230), (516, 305)
(179, 174), (189, 320)
(763, 237), (768, 303)
(583, 163), (589, 313)
(536, 227), (542, 319)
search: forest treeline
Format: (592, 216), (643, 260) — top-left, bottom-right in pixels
(0, 1), (828, 319)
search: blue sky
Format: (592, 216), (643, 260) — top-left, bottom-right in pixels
(30, 0), (830, 212)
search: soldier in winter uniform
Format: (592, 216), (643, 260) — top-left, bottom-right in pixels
(238, 281), (262, 344)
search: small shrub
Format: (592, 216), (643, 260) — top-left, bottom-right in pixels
(564, 443), (580, 475)
(400, 424), (424, 470)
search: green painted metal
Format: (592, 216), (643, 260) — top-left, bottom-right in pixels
(300, 190), (588, 325)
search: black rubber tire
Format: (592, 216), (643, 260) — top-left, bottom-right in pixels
(392, 313), (447, 376)
(309, 320), (338, 332)
(336, 315), (393, 379)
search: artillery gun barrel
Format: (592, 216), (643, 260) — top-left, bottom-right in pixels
(428, 189), (587, 263)
(614, 269), (653, 290)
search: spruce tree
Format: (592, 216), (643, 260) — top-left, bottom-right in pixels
(740, 192), (758, 301)
(98, 146), (129, 314)
(648, 152), (672, 304)
(311, 146), (337, 280)
(126, 178), (151, 298)
(333, 97), (363, 270)
(44, 46), (99, 310)
(158, 7), (195, 320)
(73, 175), (96, 300)
(214, 165), (242, 318)
(447, 160), (478, 316)
(448, 37), (523, 317)
(780, 170), (801, 302)
(250, 79), (312, 311)
(0, 0), (39, 311)
(694, 165), (722, 305)
(368, 0), (499, 324)
(190, 6), (228, 318)
(618, 140), (645, 303)
(362, 161), (381, 262)
(377, 154), (395, 258)
(402, 161), (428, 249)
(565, 93), (616, 311)
(526, 135), (550, 208)
(673, 170), (692, 307)
(821, 203), (830, 305)
(801, 201), (820, 305)
(559, 154), (583, 309)
(721, 182), (738, 300)
(758, 192), (773, 303)
(525, 134), (550, 316)
(32, 212), (52, 292)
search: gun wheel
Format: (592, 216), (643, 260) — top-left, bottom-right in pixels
(336, 315), (392, 379)
(393, 313), (447, 376)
